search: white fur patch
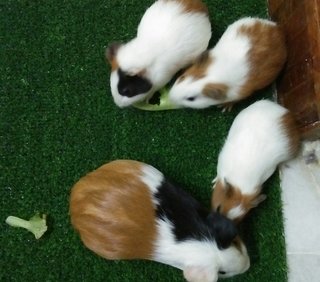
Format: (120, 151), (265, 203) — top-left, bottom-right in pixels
(227, 205), (245, 220)
(217, 100), (291, 194)
(153, 218), (250, 280)
(217, 242), (250, 278)
(169, 76), (218, 109)
(234, 17), (276, 27)
(140, 164), (164, 207)
(153, 219), (220, 271)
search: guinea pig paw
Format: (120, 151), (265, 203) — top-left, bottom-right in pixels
(183, 266), (218, 282)
(211, 177), (218, 185)
(217, 103), (234, 113)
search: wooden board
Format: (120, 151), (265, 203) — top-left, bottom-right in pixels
(268, 0), (320, 139)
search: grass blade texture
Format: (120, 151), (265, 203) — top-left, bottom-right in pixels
(1, 0), (286, 281)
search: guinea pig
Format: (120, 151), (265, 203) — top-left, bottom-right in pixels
(211, 100), (300, 223)
(106, 0), (211, 108)
(70, 160), (250, 282)
(168, 17), (287, 109)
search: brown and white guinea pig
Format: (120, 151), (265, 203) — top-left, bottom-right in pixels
(168, 17), (287, 109)
(70, 160), (250, 282)
(106, 0), (211, 108)
(211, 100), (300, 223)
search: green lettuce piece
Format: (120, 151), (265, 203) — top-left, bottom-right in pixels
(6, 213), (48, 239)
(133, 87), (181, 111)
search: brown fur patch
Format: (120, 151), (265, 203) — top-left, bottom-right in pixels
(237, 21), (287, 98)
(242, 191), (265, 209)
(105, 43), (121, 70)
(180, 51), (212, 81)
(212, 179), (241, 217)
(232, 236), (244, 252)
(164, 0), (208, 14)
(211, 179), (263, 223)
(281, 112), (301, 157)
(70, 160), (157, 260)
(203, 83), (228, 100)
(110, 58), (119, 71)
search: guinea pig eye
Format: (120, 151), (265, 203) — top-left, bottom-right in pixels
(219, 271), (226, 275)
(187, 96), (196, 101)
(178, 75), (186, 82)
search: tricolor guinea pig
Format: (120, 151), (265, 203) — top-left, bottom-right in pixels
(106, 0), (211, 107)
(211, 100), (300, 223)
(70, 160), (250, 282)
(168, 17), (287, 109)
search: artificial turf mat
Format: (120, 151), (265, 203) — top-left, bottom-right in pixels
(1, 0), (287, 281)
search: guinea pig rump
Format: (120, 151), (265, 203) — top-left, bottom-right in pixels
(237, 20), (287, 98)
(175, 0), (209, 14)
(280, 112), (300, 157)
(70, 165), (157, 260)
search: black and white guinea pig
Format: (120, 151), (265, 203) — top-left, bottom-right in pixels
(211, 100), (300, 223)
(106, 0), (211, 107)
(168, 17), (287, 109)
(70, 160), (250, 282)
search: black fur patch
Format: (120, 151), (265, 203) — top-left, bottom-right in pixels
(117, 69), (152, 97)
(206, 212), (238, 249)
(154, 179), (238, 249)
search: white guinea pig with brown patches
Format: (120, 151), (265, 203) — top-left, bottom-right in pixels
(168, 17), (287, 109)
(70, 160), (250, 282)
(106, 0), (211, 108)
(211, 100), (300, 223)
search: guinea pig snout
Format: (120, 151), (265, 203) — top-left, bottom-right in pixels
(118, 85), (133, 97)
(117, 69), (152, 98)
(168, 84), (182, 103)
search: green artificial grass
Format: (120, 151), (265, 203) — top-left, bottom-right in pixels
(1, 0), (287, 281)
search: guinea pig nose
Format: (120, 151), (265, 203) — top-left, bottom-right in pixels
(119, 86), (131, 97)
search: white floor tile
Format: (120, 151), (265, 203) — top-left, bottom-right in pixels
(280, 140), (320, 281)
(287, 254), (320, 282)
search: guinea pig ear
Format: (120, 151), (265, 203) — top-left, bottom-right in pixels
(207, 212), (238, 249)
(251, 194), (267, 208)
(183, 265), (219, 282)
(203, 83), (228, 100)
(105, 42), (122, 64)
